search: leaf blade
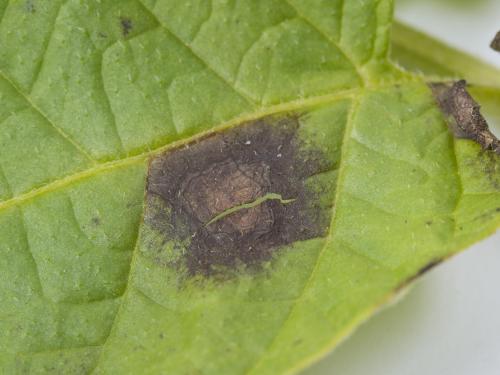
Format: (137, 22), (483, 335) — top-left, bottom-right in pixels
(0, 2), (499, 374)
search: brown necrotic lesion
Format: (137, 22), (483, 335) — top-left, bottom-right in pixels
(430, 80), (500, 155)
(145, 115), (329, 277)
(491, 31), (500, 52)
(181, 160), (273, 235)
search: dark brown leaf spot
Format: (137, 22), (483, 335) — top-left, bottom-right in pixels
(145, 116), (329, 277)
(430, 80), (500, 154)
(120, 17), (133, 37)
(491, 31), (500, 52)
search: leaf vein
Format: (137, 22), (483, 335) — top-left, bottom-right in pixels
(19, 208), (45, 297)
(28, 2), (65, 92)
(281, 0), (365, 84)
(0, 69), (96, 163)
(189, 0), (213, 43)
(98, 51), (126, 155)
(0, 162), (13, 199)
(234, 18), (296, 104)
(243, 94), (360, 375)
(137, 0), (258, 106)
(0, 88), (360, 212)
(351, 137), (431, 177)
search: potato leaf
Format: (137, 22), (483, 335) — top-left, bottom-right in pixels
(391, 22), (500, 87)
(391, 22), (500, 133)
(0, 1), (498, 374)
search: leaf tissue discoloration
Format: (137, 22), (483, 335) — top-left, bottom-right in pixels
(145, 116), (329, 277)
(120, 17), (133, 37)
(416, 259), (444, 277)
(491, 31), (500, 52)
(430, 80), (500, 154)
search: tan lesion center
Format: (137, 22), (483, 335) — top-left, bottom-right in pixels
(181, 160), (275, 235)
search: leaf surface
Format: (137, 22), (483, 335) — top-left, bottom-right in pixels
(391, 21), (500, 132)
(391, 22), (500, 87)
(0, 1), (498, 374)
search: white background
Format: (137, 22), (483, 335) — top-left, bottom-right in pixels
(305, 1), (500, 374)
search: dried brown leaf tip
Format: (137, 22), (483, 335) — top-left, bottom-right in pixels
(491, 31), (500, 52)
(144, 115), (330, 277)
(430, 80), (500, 154)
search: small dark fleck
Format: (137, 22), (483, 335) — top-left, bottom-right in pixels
(91, 217), (100, 226)
(98, 32), (108, 39)
(425, 220), (433, 226)
(496, 207), (500, 212)
(120, 17), (133, 37)
(430, 80), (500, 154)
(396, 258), (444, 291)
(491, 31), (500, 52)
(417, 259), (443, 276)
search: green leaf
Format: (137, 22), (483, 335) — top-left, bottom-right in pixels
(391, 22), (500, 87)
(0, 1), (498, 374)
(391, 21), (500, 132)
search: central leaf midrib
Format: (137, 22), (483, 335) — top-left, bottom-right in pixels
(91, 90), (363, 374)
(0, 87), (365, 212)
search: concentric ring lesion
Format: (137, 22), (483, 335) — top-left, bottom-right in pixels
(144, 114), (332, 276)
